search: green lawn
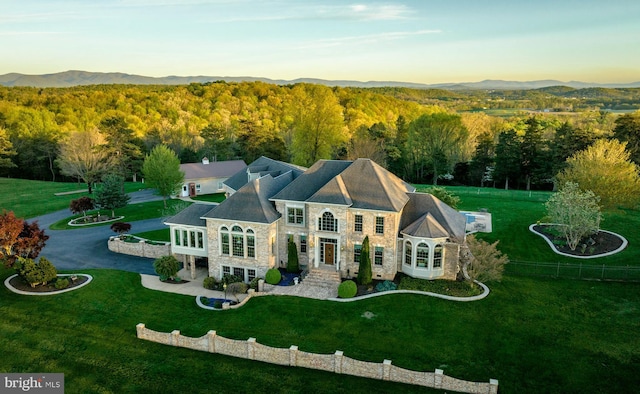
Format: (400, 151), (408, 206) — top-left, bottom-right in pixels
(133, 228), (171, 242)
(2, 180), (640, 393)
(1, 267), (638, 393)
(49, 199), (191, 230)
(190, 192), (226, 203)
(0, 178), (150, 219)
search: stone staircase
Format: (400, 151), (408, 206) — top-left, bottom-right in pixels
(302, 268), (342, 288)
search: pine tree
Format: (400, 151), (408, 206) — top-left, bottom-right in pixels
(95, 174), (130, 217)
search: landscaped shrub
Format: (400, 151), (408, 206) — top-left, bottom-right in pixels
(222, 274), (242, 285)
(338, 280), (357, 298)
(69, 196), (95, 217)
(357, 236), (372, 286)
(265, 268), (281, 285)
(249, 276), (262, 291)
(153, 255), (181, 281)
(54, 278), (70, 289)
(375, 280), (397, 292)
(287, 240), (299, 273)
(13, 256), (58, 287)
(227, 282), (249, 301)
(110, 222), (132, 235)
(203, 276), (217, 290)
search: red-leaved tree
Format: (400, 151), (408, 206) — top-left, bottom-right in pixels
(0, 211), (49, 268)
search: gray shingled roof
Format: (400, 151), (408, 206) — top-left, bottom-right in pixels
(272, 158), (415, 212)
(180, 159), (247, 180)
(223, 156), (305, 192)
(164, 203), (213, 227)
(204, 172), (292, 223)
(399, 193), (466, 241)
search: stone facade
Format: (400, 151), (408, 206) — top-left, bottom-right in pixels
(206, 219), (278, 281)
(137, 323), (498, 394)
(107, 237), (170, 259)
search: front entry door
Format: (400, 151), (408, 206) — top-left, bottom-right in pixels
(325, 243), (335, 265)
(320, 238), (337, 265)
(188, 183), (196, 197)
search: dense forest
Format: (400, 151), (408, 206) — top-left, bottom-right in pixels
(0, 81), (639, 190)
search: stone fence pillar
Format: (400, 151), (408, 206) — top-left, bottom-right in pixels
(207, 330), (217, 353)
(435, 369), (443, 389)
(334, 350), (343, 374)
(289, 345), (298, 366)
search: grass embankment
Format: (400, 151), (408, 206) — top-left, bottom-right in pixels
(0, 178), (149, 219)
(1, 267), (638, 393)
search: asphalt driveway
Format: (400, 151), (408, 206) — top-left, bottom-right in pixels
(33, 190), (167, 275)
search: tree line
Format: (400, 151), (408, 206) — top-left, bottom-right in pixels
(0, 81), (638, 192)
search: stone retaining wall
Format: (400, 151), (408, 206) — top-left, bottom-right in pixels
(136, 323), (498, 393)
(108, 237), (170, 259)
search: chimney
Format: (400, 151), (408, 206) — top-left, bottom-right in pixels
(202, 157), (209, 165)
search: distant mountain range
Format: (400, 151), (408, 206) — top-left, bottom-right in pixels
(1, 70), (639, 90)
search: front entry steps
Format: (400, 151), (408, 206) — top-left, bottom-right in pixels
(303, 268), (341, 288)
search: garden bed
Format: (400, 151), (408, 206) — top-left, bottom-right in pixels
(352, 274), (481, 298)
(6, 274), (91, 294)
(68, 215), (123, 226)
(532, 224), (626, 257)
(276, 268), (301, 286)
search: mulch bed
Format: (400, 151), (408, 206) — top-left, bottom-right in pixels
(161, 278), (190, 284)
(533, 224), (624, 257)
(353, 276), (402, 297)
(9, 275), (89, 293)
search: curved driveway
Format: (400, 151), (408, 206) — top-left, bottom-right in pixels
(34, 190), (167, 275)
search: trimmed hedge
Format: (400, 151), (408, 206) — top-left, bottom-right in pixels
(338, 280), (357, 298)
(265, 268), (281, 285)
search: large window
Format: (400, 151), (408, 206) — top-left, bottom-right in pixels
(174, 227), (204, 249)
(318, 212), (337, 232)
(232, 226), (244, 257)
(416, 242), (429, 268)
(353, 243), (362, 263)
(247, 229), (255, 258)
(433, 245), (443, 268)
(374, 246), (384, 266)
(221, 265), (258, 283)
(287, 207), (305, 225)
(404, 241), (412, 266)
(354, 214), (363, 232)
(375, 216), (384, 235)
(221, 227), (230, 255)
(220, 225), (255, 258)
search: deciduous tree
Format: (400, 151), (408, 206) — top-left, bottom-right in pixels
(57, 129), (115, 193)
(0, 211), (49, 268)
(465, 235), (508, 282)
(545, 182), (601, 251)
(69, 196), (95, 217)
(557, 139), (640, 210)
(142, 145), (184, 208)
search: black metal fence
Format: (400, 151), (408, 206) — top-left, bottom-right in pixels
(507, 260), (640, 282)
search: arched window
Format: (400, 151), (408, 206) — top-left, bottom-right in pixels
(416, 242), (429, 268)
(433, 245), (443, 268)
(231, 226), (244, 257)
(318, 211), (337, 232)
(246, 229), (255, 258)
(404, 241), (412, 266)
(220, 226), (230, 255)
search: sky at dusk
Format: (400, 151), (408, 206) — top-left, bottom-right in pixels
(2, 0), (640, 84)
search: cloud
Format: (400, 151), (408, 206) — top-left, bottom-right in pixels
(346, 3), (411, 20)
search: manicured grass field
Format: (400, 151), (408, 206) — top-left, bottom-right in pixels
(0, 178), (149, 219)
(2, 180), (640, 393)
(190, 192), (226, 203)
(49, 199), (190, 230)
(133, 228), (171, 242)
(1, 267), (638, 393)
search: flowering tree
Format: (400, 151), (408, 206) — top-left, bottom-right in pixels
(545, 182), (601, 251)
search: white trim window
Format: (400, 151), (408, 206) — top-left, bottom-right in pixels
(416, 242), (429, 268)
(173, 227), (204, 249)
(375, 216), (384, 235)
(354, 214), (363, 232)
(219, 225), (256, 259)
(221, 265), (258, 283)
(318, 211), (337, 232)
(353, 243), (362, 264)
(433, 245), (443, 268)
(374, 246), (384, 266)
(287, 206), (305, 225)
